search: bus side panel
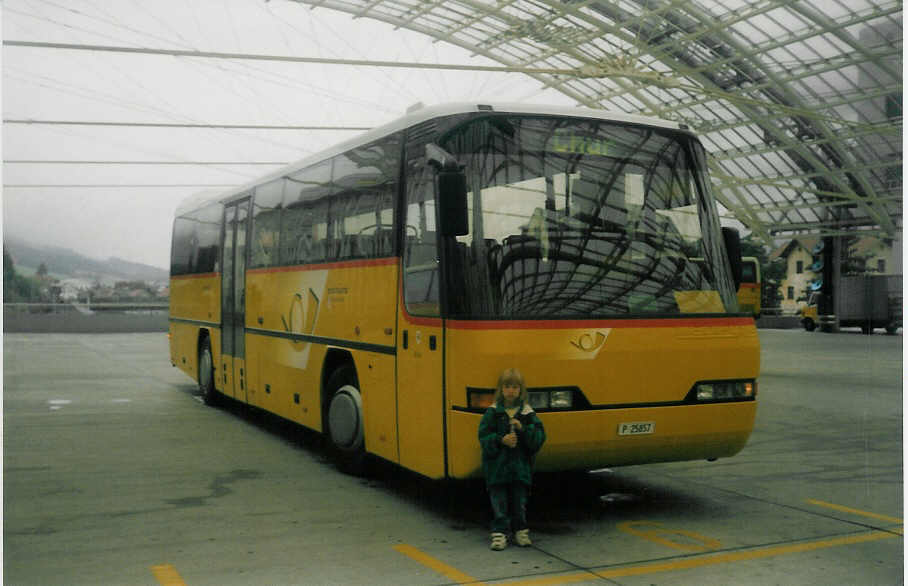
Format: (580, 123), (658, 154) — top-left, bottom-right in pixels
(354, 351), (398, 465)
(322, 261), (399, 464)
(209, 328), (223, 393)
(245, 331), (325, 430)
(169, 321), (199, 381)
(169, 274), (221, 384)
(395, 320), (445, 478)
(170, 274), (221, 324)
(246, 267), (327, 428)
(169, 322), (223, 392)
(246, 260), (398, 347)
(244, 261), (399, 447)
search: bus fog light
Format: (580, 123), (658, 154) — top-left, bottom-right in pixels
(550, 391), (573, 409)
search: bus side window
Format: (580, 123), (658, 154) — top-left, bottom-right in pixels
(190, 202), (222, 274)
(170, 217), (193, 275)
(403, 164), (440, 316)
(331, 135), (400, 260)
(282, 160), (333, 266)
(250, 179), (284, 268)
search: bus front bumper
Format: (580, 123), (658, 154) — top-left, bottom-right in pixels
(447, 401), (757, 479)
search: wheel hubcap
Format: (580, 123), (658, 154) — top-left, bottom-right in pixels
(328, 386), (362, 450)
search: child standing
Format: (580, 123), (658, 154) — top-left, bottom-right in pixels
(477, 368), (546, 550)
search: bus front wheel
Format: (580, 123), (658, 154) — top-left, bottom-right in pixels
(325, 365), (366, 474)
(198, 336), (218, 405)
(803, 319), (816, 332)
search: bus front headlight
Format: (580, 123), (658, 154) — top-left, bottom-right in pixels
(692, 380), (756, 402)
(550, 390), (573, 409)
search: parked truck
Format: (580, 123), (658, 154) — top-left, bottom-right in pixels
(801, 274), (902, 334)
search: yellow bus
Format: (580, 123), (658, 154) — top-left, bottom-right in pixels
(737, 256), (761, 318)
(169, 103), (759, 479)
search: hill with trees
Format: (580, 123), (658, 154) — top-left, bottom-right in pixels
(4, 236), (167, 283)
(3, 237), (169, 303)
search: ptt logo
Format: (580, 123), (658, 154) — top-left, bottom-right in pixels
(281, 288), (320, 335)
(569, 330), (610, 353)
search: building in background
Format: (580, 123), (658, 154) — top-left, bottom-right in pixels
(770, 236), (897, 313)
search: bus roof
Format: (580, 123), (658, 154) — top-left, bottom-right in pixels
(175, 102), (686, 216)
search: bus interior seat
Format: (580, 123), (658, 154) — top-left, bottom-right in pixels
(375, 228), (395, 257)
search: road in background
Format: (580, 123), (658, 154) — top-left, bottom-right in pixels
(3, 330), (902, 585)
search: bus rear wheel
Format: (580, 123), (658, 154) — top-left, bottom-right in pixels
(325, 365), (366, 474)
(198, 336), (218, 405)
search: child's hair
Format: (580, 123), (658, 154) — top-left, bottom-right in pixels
(494, 368), (528, 405)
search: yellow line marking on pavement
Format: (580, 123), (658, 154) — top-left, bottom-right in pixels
(618, 520), (722, 552)
(394, 544), (485, 585)
(595, 531), (898, 579)
(503, 530), (899, 585)
(806, 499), (903, 524)
(151, 564), (187, 586)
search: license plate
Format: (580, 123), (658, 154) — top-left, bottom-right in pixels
(618, 421), (655, 436)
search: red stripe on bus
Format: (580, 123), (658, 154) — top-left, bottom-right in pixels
(247, 257), (399, 274)
(404, 315), (443, 327)
(446, 317), (754, 330)
(170, 272), (219, 280)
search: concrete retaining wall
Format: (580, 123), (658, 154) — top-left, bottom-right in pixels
(4, 306), (168, 333)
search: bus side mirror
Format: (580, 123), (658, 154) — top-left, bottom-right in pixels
(427, 143), (469, 237)
(438, 170), (469, 236)
(722, 227), (743, 290)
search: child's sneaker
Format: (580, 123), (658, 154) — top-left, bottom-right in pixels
(515, 529), (532, 547)
(490, 532), (508, 550)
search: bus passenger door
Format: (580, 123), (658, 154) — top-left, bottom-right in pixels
(221, 197), (251, 402)
(396, 167), (447, 479)
(396, 308), (446, 478)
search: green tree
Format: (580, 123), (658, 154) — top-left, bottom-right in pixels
(3, 246), (41, 302)
(4, 246), (16, 289)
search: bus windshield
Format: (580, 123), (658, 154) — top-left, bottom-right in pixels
(438, 115), (737, 319)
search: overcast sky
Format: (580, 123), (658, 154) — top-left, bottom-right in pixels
(2, 0), (576, 269)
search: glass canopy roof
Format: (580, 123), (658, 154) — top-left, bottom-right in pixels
(298, 0), (902, 246)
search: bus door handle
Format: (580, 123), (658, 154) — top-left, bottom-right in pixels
(257, 316), (264, 325)
(402, 330), (408, 349)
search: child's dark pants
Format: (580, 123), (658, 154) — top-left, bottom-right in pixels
(488, 483), (529, 534)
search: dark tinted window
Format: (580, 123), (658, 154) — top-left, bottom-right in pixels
(251, 179), (284, 268)
(279, 134), (400, 266)
(282, 160), (333, 265)
(171, 202), (222, 275)
(741, 261), (757, 283)
(331, 134), (400, 260)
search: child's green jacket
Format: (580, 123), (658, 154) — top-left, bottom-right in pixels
(478, 401), (546, 487)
